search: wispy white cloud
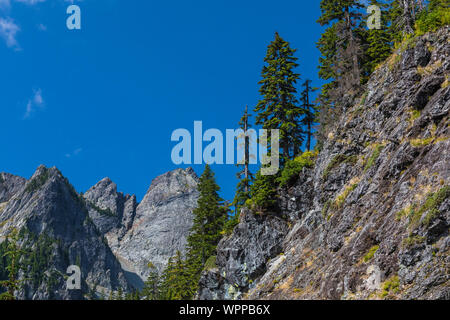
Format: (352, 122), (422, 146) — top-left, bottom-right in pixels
(65, 148), (83, 158)
(24, 88), (45, 119)
(0, 16), (19, 49)
(0, 0), (49, 48)
(1, 0), (85, 48)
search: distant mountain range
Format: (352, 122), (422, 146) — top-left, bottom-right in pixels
(0, 166), (198, 299)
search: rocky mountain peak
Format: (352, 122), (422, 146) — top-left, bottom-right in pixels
(139, 167), (198, 211)
(31, 164), (49, 177)
(84, 177), (121, 213)
(68, 167), (201, 289)
(0, 165), (131, 299)
(99, 168), (200, 285)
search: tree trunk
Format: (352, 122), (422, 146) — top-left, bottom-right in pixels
(305, 84), (311, 151)
(244, 106), (249, 193)
(403, 0), (414, 35)
(345, 7), (360, 87)
(307, 122), (311, 151)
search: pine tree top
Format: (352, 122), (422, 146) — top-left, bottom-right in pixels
(317, 0), (364, 26)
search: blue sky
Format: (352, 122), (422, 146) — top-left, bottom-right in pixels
(0, 0), (325, 203)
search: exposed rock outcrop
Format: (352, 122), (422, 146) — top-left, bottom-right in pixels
(0, 172), (26, 203)
(84, 168), (199, 287)
(83, 177), (137, 236)
(198, 27), (450, 300)
(0, 166), (199, 299)
(198, 209), (289, 300)
(0, 166), (129, 299)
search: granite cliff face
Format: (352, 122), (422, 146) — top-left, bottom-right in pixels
(0, 173), (26, 203)
(83, 168), (199, 287)
(0, 167), (198, 299)
(198, 27), (450, 300)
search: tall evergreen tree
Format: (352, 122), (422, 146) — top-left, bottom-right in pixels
(141, 262), (160, 300)
(156, 166), (228, 300)
(232, 106), (254, 215)
(159, 251), (194, 300)
(389, 0), (424, 37)
(401, 0), (416, 34)
(388, 0), (405, 43)
(317, 24), (339, 105)
(364, 0), (393, 75)
(317, 24), (339, 88)
(300, 80), (316, 152)
(0, 229), (25, 301)
(316, 25), (339, 145)
(158, 256), (175, 300)
(316, 0), (364, 145)
(254, 32), (301, 163)
(317, 0), (364, 93)
(185, 165), (227, 292)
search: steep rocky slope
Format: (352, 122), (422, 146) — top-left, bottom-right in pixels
(198, 27), (450, 300)
(0, 173), (26, 203)
(0, 166), (129, 299)
(0, 166), (198, 298)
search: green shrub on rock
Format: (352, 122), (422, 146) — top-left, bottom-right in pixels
(277, 151), (316, 187)
(415, 5), (450, 36)
(203, 256), (217, 271)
